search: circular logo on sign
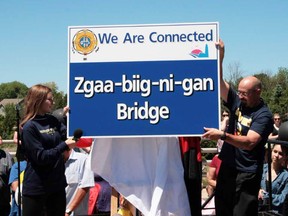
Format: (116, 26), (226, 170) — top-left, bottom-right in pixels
(72, 29), (98, 55)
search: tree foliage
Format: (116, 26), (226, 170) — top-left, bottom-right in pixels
(0, 81), (28, 100)
(1, 104), (17, 139)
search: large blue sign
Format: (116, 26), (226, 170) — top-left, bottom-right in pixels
(68, 23), (220, 137)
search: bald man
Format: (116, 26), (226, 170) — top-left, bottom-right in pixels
(203, 40), (273, 216)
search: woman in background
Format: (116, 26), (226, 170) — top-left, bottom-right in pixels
(258, 144), (288, 214)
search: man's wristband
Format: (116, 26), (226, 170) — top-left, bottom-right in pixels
(220, 131), (227, 140)
(65, 209), (72, 215)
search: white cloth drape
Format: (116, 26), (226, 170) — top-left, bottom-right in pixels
(87, 137), (191, 216)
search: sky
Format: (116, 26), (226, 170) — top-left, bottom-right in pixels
(0, 0), (287, 93)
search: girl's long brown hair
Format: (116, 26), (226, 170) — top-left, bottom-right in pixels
(20, 84), (52, 127)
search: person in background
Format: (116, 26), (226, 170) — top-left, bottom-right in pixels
(203, 40), (273, 216)
(206, 154), (222, 197)
(265, 113), (282, 163)
(220, 110), (229, 131)
(0, 135), (14, 216)
(258, 144), (288, 214)
(202, 154), (222, 216)
(269, 113), (282, 140)
(64, 147), (95, 216)
(89, 174), (112, 215)
(20, 84), (77, 216)
(8, 145), (27, 216)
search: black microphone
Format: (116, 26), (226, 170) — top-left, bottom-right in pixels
(73, 129), (83, 141)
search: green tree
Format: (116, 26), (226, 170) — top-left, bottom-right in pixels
(254, 72), (273, 104)
(1, 104), (17, 139)
(274, 67), (288, 91)
(269, 84), (283, 112)
(0, 81), (28, 100)
(265, 67), (288, 118)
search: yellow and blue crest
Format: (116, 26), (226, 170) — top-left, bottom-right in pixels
(72, 29), (98, 56)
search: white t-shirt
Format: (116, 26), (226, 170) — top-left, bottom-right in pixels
(65, 150), (95, 216)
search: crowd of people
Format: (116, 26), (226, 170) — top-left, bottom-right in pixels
(1, 39), (288, 216)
